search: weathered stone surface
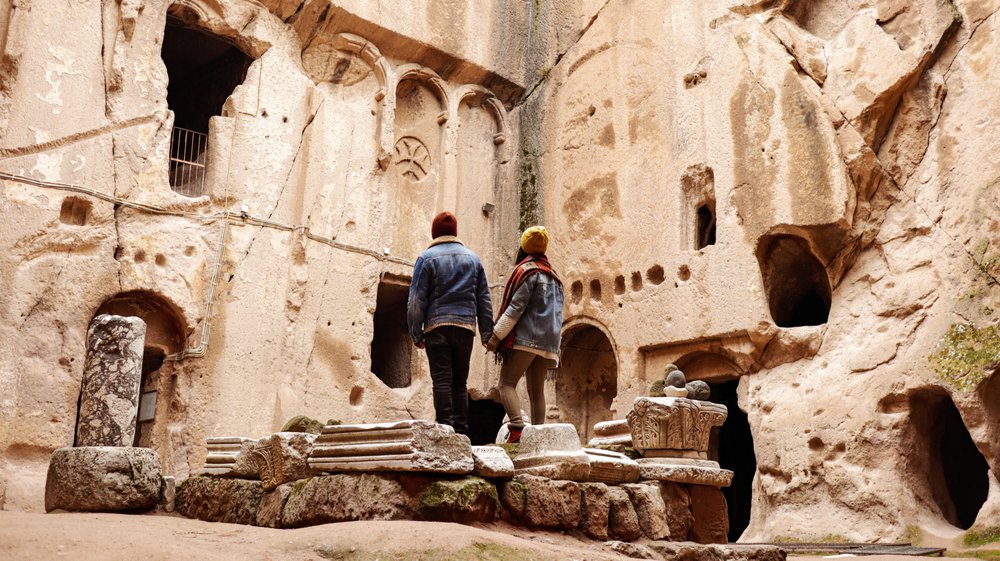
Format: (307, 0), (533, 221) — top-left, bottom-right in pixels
(75, 315), (146, 447)
(45, 447), (161, 513)
(280, 415), (325, 434)
(201, 437), (261, 478)
(623, 482), (671, 540)
(471, 445), (515, 478)
(580, 482), (611, 540)
(256, 483), (293, 528)
(280, 473), (412, 527)
(637, 459), (734, 487)
(648, 542), (786, 561)
(627, 397), (727, 456)
(513, 424), (591, 481)
(689, 485), (729, 544)
(413, 476), (500, 523)
(608, 486), (643, 541)
(606, 541), (659, 559)
(175, 476), (264, 525)
(251, 432), (317, 490)
(588, 420), (633, 447)
(308, 421), (473, 474)
(159, 475), (176, 513)
(585, 448), (640, 484)
(660, 482), (694, 541)
(510, 474), (581, 530)
(500, 477), (527, 519)
(685, 380), (711, 401)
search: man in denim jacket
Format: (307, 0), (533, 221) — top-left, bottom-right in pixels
(407, 212), (494, 435)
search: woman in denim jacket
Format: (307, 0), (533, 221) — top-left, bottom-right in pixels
(487, 226), (564, 443)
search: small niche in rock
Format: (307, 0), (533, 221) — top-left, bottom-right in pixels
(59, 197), (91, 226)
(590, 279), (602, 301)
(631, 272), (643, 291)
(614, 275), (626, 295)
(370, 276), (415, 389)
(757, 234), (830, 327)
(571, 280), (583, 304)
(646, 265), (665, 285)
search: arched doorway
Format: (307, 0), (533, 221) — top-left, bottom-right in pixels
(91, 291), (187, 447)
(557, 324), (617, 442)
(677, 353), (755, 542)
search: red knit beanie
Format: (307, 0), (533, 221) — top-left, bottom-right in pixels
(431, 211), (457, 238)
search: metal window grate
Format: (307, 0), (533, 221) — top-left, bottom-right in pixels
(168, 126), (208, 197)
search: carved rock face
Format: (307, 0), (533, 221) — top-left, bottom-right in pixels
(626, 397), (727, 454)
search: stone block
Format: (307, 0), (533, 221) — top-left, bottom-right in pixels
(75, 315), (146, 447)
(251, 432), (317, 490)
(175, 476), (264, 525)
(513, 424), (591, 481)
(627, 397), (727, 457)
(585, 448), (640, 484)
(280, 415), (325, 434)
(280, 473), (412, 528)
(45, 446), (161, 513)
(159, 475), (176, 512)
(638, 458), (733, 487)
(508, 474), (581, 530)
(647, 542), (786, 561)
(689, 485), (729, 544)
(606, 541), (660, 559)
(580, 482), (611, 540)
(623, 482), (671, 540)
(308, 420), (473, 474)
(660, 482), (694, 540)
(471, 445), (515, 478)
(256, 483), (293, 528)
(201, 436), (261, 478)
(587, 419), (633, 447)
(608, 486), (643, 541)
(413, 476), (500, 523)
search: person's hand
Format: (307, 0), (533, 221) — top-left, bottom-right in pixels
(486, 335), (501, 352)
(415, 340), (426, 349)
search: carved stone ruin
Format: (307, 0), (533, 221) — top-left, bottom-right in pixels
(512, 423), (591, 481)
(308, 420), (473, 474)
(201, 436), (259, 478)
(75, 314), (146, 447)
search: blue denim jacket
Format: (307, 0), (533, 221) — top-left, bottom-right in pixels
(497, 271), (564, 357)
(407, 237), (494, 345)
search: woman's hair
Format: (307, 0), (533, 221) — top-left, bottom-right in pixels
(515, 247), (529, 264)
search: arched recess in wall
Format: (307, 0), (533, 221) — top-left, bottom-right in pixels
(369, 273), (418, 389)
(680, 164), (717, 250)
(557, 320), (618, 443)
(162, 2), (254, 197)
(677, 351), (755, 542)
(452, 84), (509, 255)
(905, 387), (989, 530)
(391, 65), (448, 259)
(756, 234), (831, 327)
(88, 291), (188, 448)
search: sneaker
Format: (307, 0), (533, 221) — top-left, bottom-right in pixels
(505, 428), (523, 444)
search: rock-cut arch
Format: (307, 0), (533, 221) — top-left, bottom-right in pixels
(756, 233), (831, 327)
(557, 320), (619, 442)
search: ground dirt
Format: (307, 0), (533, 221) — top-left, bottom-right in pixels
(0, 511), (643, 561)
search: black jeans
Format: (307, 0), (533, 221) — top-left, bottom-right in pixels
(423, 326), (474, 435)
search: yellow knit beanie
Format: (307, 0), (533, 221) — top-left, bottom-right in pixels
(520, 226), (549, 254)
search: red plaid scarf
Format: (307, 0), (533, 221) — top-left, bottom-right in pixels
(496, 255), (563, 352)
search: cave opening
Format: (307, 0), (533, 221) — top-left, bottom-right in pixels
(370, 277), (415, 389)
(707, 379), (756, 542)
(696, 203), (716, 249)
(757, 234), (831, 327)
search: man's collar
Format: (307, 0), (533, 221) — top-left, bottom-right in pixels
(429, 235), (464, 248)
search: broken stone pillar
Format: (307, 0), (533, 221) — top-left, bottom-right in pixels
(583, 448), (640, 484)
(75, 314), (146, 447)
(201, 436), (261, 478)
(307, 420), (473, 474)
(45, 446), (161, 512)
(587, 419), (633, 447)
(513, 423), (591, 481)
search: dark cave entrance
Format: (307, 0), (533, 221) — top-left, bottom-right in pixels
(370, 276), (415, 389)
(757, 234), (831, 327)
(910, 389), (989, 529)
(708, 379), (756, 542)
(696, 202), (716, 249)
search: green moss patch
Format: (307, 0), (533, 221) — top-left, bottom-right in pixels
(929, 323), (1000, 392)
(966, 527), (1000, 547)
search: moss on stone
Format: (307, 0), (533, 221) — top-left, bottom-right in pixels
(280, 415), (325, 434)
(418, 477), (499, 512)
(315, 541), (533, 561)
(649, 379), (666, 397)
(518, 150), (540, 232)
(929, 323), (1000, 392)
(499, 443), (519, 460)
(965, 527), (1000, 547)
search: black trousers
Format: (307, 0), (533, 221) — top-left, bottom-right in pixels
(423, 326), (474, 434)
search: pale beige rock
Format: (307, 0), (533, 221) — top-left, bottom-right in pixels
(471, 445), (515, 478)
(584, 448), (640, 484)
(588, 419), (633, 447)
(606, 541), (659, 559)
(622, 482), (671, 540)
(175, 476), (265, 525)
(281, 473), (413, 527)
(513, 423), (591, 481)
(308, 421), (473, 474)
(608, 486), (643, 542)
(45, 447), (161, 513)
(580, 482), (611, 540)
(75, 315), (146, 447)
(637, 459), (734, 487)
(256, 483), (293, 528)
(201, 437), (260, 479)
(627, 398), (727, 456)
(514, 474), (582, 530)
(250, 432), (317, 490)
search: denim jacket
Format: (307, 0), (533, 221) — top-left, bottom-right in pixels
(407, 237), (494, 345)
(496, 271), (564, 357)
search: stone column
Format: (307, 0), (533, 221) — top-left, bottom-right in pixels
(75, 314), (146, 446)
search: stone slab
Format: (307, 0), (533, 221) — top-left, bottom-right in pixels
(200, 436), (260, 478)
(623, 482), (671, 540)
(280, 473), (413, 527)
(584, 448), (640, 484)
(471, 445), (515, 478)
(251, 432), (317, 490)
(75, 315), (146, 447)
(689, 485), (729, 544)
(175, 476), (264, 525)
(637, 459), (733, 487)
(608, 485), (643, 541)
(513, 424), (591, 481)
(580, 482), (611, 540)
(308, 420), (473, 474)
(588, 419), (633, 447)
(648, 542), (786, 561)
(45, 446), (161, 513)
